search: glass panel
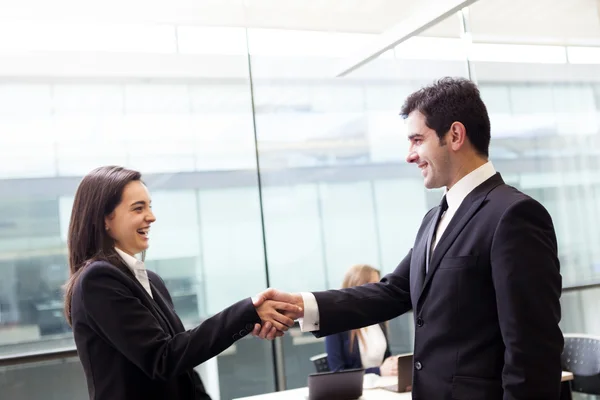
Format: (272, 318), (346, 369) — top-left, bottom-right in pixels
(470, 0), (600, 287)
(0, 345), (262, 400)
(560, 289), (600, 399)
(0, 36), (275, 400)
(0, 357), (88, 400)
(251, 12), (466, 388)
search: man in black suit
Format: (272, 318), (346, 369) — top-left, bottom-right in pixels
(261, 77), (563, 399)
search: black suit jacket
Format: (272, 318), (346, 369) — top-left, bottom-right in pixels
(312, 173), (563, 400)
(71, 261), (261, 400)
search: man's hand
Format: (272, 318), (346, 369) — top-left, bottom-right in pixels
(252, 288), (304, 312)
(251, 288), (304, 340)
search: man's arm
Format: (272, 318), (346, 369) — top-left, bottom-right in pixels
(308, 249), (413, 337)
(297, 292), (320, 331)
(256, 250), (413, 338)
(491, 198), (563, 400)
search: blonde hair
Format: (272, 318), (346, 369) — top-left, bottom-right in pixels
(342, 264), (381, 353)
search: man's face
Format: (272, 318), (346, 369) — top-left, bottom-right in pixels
(405, 111), (451, 189)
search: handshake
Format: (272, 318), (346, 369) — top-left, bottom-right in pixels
(251, 288), (305, 340)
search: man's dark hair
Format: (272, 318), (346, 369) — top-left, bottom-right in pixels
(400, 77), (491, 157)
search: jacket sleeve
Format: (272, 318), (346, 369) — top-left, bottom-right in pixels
(312, 249), (413, 337)
(325, 333), (348, 372)
(491, 198), (563, 400)
(78, 262), (261, 381)
(365, 366), (382, 375)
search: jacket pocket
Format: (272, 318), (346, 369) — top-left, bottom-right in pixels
(438, 255), (478, 270)
(451, 375), (502, 400)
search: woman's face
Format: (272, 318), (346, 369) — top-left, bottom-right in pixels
(105, 181), (156, 256)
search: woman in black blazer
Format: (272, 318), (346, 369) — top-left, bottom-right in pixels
(63, 166), (301, 400)
(325, 265), (398, 376)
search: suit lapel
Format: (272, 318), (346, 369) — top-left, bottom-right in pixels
(411, 211), (437, 305)
(114, 266), (176, 335)
(418, 173), (504, 304)
(425, 206), (444, 274)
(147, 280), (185, 335)
(147, 279), (198, 394)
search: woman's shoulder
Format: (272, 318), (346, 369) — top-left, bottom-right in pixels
(74, 260), (132, 295)
(145, 270), (171, 298)
(80, 260), (127, 280)
(145, 269), (164, 285)
(70, 261), (130, 314)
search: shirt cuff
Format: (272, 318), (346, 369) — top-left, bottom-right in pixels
(298, 292), (320, 332)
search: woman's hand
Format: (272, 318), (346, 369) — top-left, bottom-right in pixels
(251, 289), (303, 340)
(255, 299), (302, 331)
(250, 322), (279, 340)
(379, 356), (399, 376)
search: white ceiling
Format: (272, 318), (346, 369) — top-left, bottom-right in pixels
(422, 0), (600, 46)
(468, 0), (600, 45)
(0, 0), (598, 45)
(0, 0), (419, 32)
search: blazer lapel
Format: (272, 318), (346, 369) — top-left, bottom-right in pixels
(149, 280), (186, 334)
(114, 265), (176, 335)
(411, 211), (437, 305)
(418, 173), (504, 303)
(425, 204), (445, 274)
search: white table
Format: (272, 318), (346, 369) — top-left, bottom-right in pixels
(234, 372), (574, 400)
(233, 376), (408, 400)
(233, 386), (410, 400)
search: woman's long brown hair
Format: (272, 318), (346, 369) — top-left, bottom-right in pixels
(63, 166), (141, 326)
(342, 264), (381, 353)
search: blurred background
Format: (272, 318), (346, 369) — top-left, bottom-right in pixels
(0, 0), (599, 398)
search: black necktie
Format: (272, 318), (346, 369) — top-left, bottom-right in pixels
(437, 195), (449, 225)
(425, 195), (448, 274)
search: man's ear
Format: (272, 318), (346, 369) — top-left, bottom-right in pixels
(449, 121), (467, 151)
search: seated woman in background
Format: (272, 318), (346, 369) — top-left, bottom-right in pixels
(325, 264), (398, 376)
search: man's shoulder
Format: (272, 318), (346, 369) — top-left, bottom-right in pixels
(488, 183), (551, 225)
(489, 183), (541, 208)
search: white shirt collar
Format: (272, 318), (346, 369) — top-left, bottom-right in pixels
(114, 247), (146, 273)
(444, 161), (496, 210)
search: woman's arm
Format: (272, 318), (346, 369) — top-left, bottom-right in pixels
(325, 333), (350, 372)
(76, 262), (292, 380)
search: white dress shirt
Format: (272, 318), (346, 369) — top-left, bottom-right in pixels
(358, 324), (388, 369)
(299, 161), (497, 332)
(432, 161), (496, 251)
(115, 247), (154, 299)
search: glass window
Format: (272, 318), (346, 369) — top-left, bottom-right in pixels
(0, 84), (274, 400)
(251, 13), (466, 389)
(471, 0), (600, 288)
